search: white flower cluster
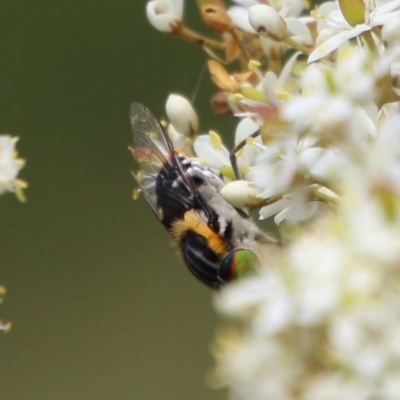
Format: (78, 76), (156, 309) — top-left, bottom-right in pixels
(0, 135), (25, 332)
(146, 0), (400, 398)
(215, 182), (400, 399)
(0, 135), (27, 201)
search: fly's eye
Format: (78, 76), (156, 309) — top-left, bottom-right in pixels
(218, 249), (258, 285)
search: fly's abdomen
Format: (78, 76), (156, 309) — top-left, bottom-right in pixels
(171, 209), (231, 288)
(180, 230), (220, 288)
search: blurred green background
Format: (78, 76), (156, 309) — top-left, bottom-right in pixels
(0, 1), (233, 399)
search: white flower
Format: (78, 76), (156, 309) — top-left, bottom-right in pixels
(382, 17), (400, 47)
(283, 45), (380, 149)
(0, 135), (26, 200)
(228, 0), (304, 33)
(247, 136), (339, 224)
(193, 116), (261, 178)
(146, 0), (184, 33)
(228, 1), (257, 33)
(309, 0), (400, 63)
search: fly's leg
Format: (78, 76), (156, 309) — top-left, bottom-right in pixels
(229, 129), (261, 180)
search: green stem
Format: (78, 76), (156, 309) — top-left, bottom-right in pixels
(284, 36), (312, 56)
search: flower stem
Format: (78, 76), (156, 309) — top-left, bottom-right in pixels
(283, 36), (312, 56)
(174, 25), (226, 50)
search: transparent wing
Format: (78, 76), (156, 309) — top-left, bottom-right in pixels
(130, 102), (174, 155)
(130, 102), (219, 230)
(130, 102), (173, 219)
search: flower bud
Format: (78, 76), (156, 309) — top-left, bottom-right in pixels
(165, 94), (198, 136)
(220, 180), (263, 209)
(248, 5), (287, 42)
(211, 91), (232, 115)
(146, 0), (184, 33)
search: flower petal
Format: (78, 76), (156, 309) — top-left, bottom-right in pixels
(193, 135), (230, 169)
(308, 24), (371, 63)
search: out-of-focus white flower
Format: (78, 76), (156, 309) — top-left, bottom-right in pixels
(246, 136), (342, 224)
(165, 93), (198, 136)
(0, 320), (11, 333)
(283, 44), (381, 152)
(361, 114), (400, 196)
(215, 270), (293, 335)
(0, 285), (11, 334)
(214, 184), (400, 397)
(0, 135), (27, 201)
(146, 0), (184, 33)
(382, 17), (400, 47)
(228, 1), (257, 33)
(309, 0), (400, 63)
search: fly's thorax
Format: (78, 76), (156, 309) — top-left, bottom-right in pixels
(155, 159), (194, 229)
(181, 157), (224, 192)
(206, 194), (262, 252)
(155, 155), (224, 230)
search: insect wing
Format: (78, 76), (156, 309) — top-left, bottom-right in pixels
(130, 102), (173, 219)
(130, 102), (174, 154)
(130, 102), (220, 232)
